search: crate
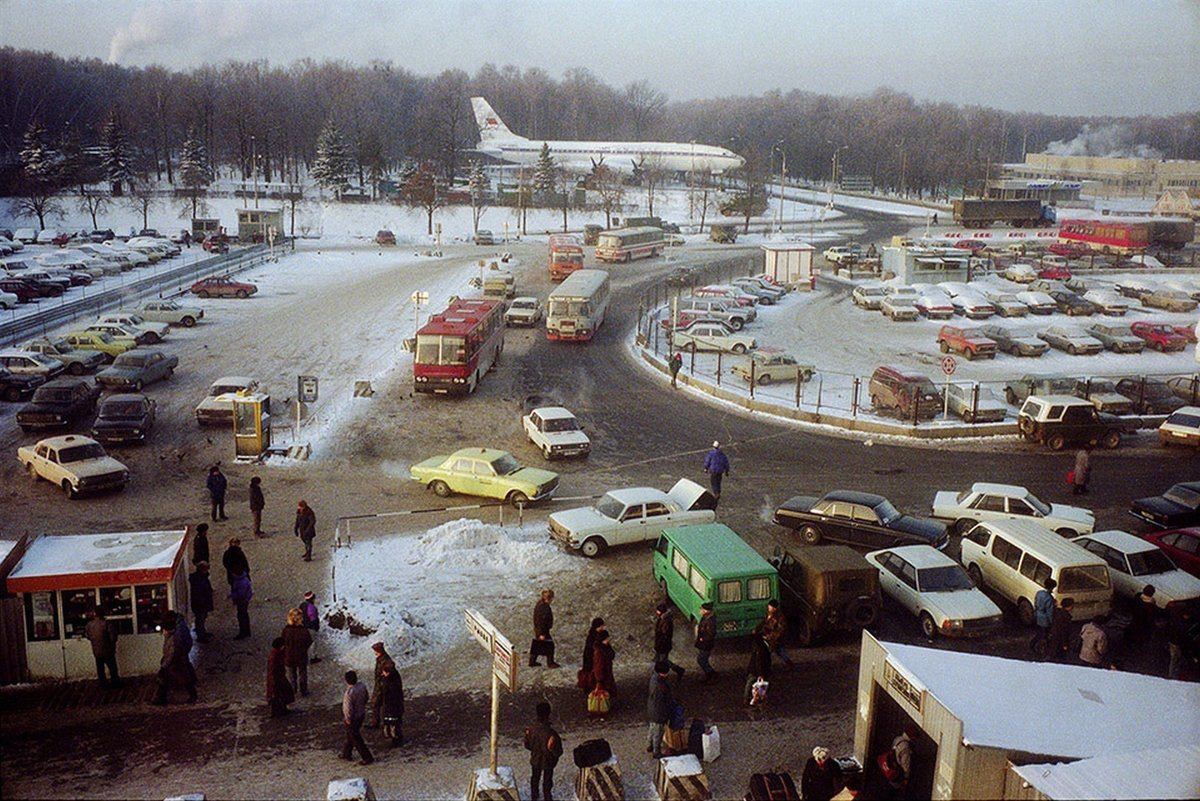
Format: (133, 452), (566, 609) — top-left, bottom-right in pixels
(576, 755), (624, 800)
(654, 754), (710, 800)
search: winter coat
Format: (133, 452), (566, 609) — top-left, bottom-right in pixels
(189, 570), (214, 614)
(343, 681), (369, 725)
(206, 471), (227, 500)
(300, 600), (320, 631)
(380, 670), (405, 719)
(524, 719), (563, 769)
(373, 649), (394, 688)
(703, 448), (729, 475)
(1047, 606), (1074, 658)
(294, 506), (316, 541)
(695, 615), (716, 652)
(1079, 622), (1108, 665)
(592, 641), (616, 695)
(222, 545), (249, 582)
(192, 532), (210, 565)
(801, 757), (843, 801)
(533, 599), (554, 639)
(266, 645), (294, 705)
(1034, 589), (1055, 629)
(581, 627), (599, 672)
(647, 672), (674, 724)
(229, 573), (253, 606)
(654, 612), (675, 655)
(85, 617), (118, 658)
(249, 483), (265, 512)
(280, 623), (313, 667)
(762, 610), (787, 648)
(160, 621), (195, 685)
(748, 637), (772, 679)
(1132, 595), (1157, 634)
(669, 353), (683, 374)
(1073, 450), (1090, 485)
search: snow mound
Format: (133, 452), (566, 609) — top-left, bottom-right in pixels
(414, 518), (569, 572)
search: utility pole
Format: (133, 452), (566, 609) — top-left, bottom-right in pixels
(251, 135), (259, 210)
(777, 150), (787, 232)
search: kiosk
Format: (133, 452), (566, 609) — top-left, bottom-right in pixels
(233, 391), (272, 460)
(761, 242), (816, 289)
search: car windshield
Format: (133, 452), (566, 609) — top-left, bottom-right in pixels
(1047, 378), (1075, 393)
(512, 300), (537, 310)
(1091, 381), (1118, 393)
(490, 454), (519, 476)
(32, 387), (74, 402)
(114, 354), (147, 367)
(415, 335), (467, 366)
(889, 297), (916, 307)
(918, 564), (974, 592)
(100, 401), (144, 418)
(596, 494), (625, 519)
(58, 443), (106, 462)
(1165, 485), (1200, 510)
(543, 417), (579, 432)
(1167, 412), (1200, 429)
(1022, 492), (1052, 516)
(1128, 549), (1175, 576)
(874, 500), (901, 525)
(49, 341), (73, 352)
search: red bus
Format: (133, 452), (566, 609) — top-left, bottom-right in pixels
(413, 298), (505, 395)
(1058, 218), (1149, 254)
(548, 234), (585, 281)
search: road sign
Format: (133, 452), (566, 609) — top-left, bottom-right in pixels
(411, 290), (429, 305)
(297, 375), (318, 403)
(941, 356), (957, 376)
(464, 608), (517, 690)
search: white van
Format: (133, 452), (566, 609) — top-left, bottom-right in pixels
(959, 519), (1112, 625)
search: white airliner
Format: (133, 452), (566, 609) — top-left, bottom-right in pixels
(471, 97), (745, 175)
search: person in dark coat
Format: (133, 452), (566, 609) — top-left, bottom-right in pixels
(524, 701), (563, 801)
(222, 537), (249, 586)
(153, 611), (197, 704)
(192, 523), (210, 565)
(1072, 448), (1090, 495)
(189, 561), (214, 642)
(267, 636), (294, 717)
(207, 464), (228, 521)
(695, 602), (717, 682)
(341, 670), (374, 765)
(379, 661), (405, 747)
(369, 642), (393, 727)
(647, 662), (674, 759)
(578, 617), (605, 692)
(249, 476), (265, 537)
(744, 626), (772, 705)
(84, 605), (121, 688)
(801, 746), (844, 801)
(281, 608), (313, 695)
(702, 441), (730, 500)
(529, 589), (559, 668)
(1046, 597), (1075, 663)
(591, 629), (617, 699)
(669, 351), (683, 389)
(294, 500), (316, 561)
(230, 571), (253, 639)
(1130, 585), (1157, 643)
(654, 603), (685, 681)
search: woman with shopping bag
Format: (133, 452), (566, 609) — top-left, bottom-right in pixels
(577, 617), (605, 692)
(587, 629), (617, 716)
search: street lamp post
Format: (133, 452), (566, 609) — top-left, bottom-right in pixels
(251, 135), (260, 210)
(773, 140), (786, 233)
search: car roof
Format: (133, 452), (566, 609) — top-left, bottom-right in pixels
(606, 487), (669, 505)
(661, 523), (774, 577)
(211, 376), (255, 386)
(872, 544), (956, 569)
(789, 544), (871, 572)
(511, 296), (538, 303)
(977, 519), (1107, 567)
(969, 482), (1029, 497)
(35, 434), (100, 448)
(531, 406), (575, 419)
(1079, 529), (1156, 554)
(824, 489), (888, 506)
(1028, 394), (1094, 406)
(102, 393), (146, 403)
(449, 447), (510, 460)
(38, 376), (90, 388)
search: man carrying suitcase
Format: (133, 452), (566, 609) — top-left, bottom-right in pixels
(524, 701), (563, 801)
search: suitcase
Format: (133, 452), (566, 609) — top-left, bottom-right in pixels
(743, 772), (798, 801)
(701, 726), (720, 762)
(574, 738), (613, 769)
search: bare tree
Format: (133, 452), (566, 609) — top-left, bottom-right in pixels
(468, 162), (488, 234)
(642, 155), (667, 218)
(78, 191), (110, 230)
(590, 165), (626, 228)
(623, 80), (667, 138)
(402, 164), (444, 236)
(126, 181), (158, 231)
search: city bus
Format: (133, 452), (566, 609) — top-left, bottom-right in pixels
(595, 226), (666, 263)
(413, 298), (505, 395)
(546, 269), (611, 342)
(548, 234), (585, 281)
(1058, 218), (1149, 255)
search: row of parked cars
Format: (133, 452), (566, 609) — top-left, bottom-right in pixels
(936, 320), (1195, 361)
(660, 274), (794, 355)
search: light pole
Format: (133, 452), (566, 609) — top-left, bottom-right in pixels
(897, 139), (907, 198)
(251, 135), (260, 210)
(773, 139), (787, 233)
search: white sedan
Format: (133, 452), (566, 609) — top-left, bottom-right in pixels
(522, 406), (591, 460)
(669, 321), (757, 354)
(932, 482), (1094, 536)
(866, 545), (1002, 639)
(1072, 530), (1200, 607)
(548, 479), (716, 557)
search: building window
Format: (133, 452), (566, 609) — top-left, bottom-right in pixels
(135, 584), (170, 634)
(61, 588), (97, 638)
(24, 591), (60, 641)
(100, 586), (135, 635)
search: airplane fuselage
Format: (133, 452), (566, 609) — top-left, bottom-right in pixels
(477, 138), (745, 175)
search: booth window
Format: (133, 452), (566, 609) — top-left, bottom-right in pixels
(24, 591), (60, 641)
(100, 586), (135, 635)
(135, 584), (169, 633)
(62, 588), (97, 638)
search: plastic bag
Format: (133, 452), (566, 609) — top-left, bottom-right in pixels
(702, 725), (721, 762)
(587, 687), (611, 715)
(750, 678), (769, 706)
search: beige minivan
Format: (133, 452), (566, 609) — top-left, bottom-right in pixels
(959, 518), (1112, 625)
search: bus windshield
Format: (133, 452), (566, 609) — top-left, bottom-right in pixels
(553, 253), (584, 265)
(550, 300), (590, 317)
(415, 335), (467, 365)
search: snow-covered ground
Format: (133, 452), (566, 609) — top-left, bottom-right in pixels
(772, 186), (936, 218)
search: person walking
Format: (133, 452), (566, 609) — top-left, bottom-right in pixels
(84, 606), (121, 688)
(529, 589), (559, 668)
(153, 611), (197, 705)
(801, 746), (844, 801)
(1046, 597), (1075, 664)
(669, 351), (683, 389)
(267, 637), (294, 717)
(1130, 585), (1157, 644)
(762, 600), (794, 668)
(300, 591), (321, 663)
(653, 603), (685, 682)
(281, 608), (313, 696)
(578, 617), (605, 692)
(1079, 614), (1112, 668)
(222, 537), (249, 587)
(192, 523), (210, 565)
(647, 662), (674, 760)
(1167, 604), (1197, 680)
(1072, 448), (1090, 496)
(702, 441), (730, 501)
(744, 626), (772, 705)
(340, 670), (374, 765)
(189, 561), (214, 643)
(207, 464), (228, 521)
(249, 477), (265, 537)
(695, 602), (717, 682)
(524, 701), (563, 801)
(1030, 578), (1057, 656)
(230, 570), (253, 639)
(591, 629), (617, 700)
(368, 642), (393, 727)
(294, 500), (316, 561)
(379, 661), (405, 747)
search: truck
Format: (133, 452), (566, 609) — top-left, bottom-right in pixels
(952, 198), (1045, 228)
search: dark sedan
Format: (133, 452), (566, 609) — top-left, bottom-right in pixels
(95, 349), (178, 391)
(91, 393), (156, 444)
(0, 367), (44, 402)
(1131, 482), (1200, 529)
(774, 490), (948, 550)
(1049, 290), (1097, 316)
(16, 377), (100, 431)
(1116, 378), (1186, 415)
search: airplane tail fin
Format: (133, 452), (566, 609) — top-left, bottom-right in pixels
(471, 97), (522, 142)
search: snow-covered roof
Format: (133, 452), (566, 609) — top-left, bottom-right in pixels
(1011, 744), (1200, 800)
(0, 539), (17, 564)
(879, 639), (1200, 759)
(760, 242), (815, 251)
(970, 482), (1030, 497)
(532, 406), (575, 420)
(7, 531), (188, 592)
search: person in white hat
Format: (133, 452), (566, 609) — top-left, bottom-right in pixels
(702, 441), (730, 504)
(802, 745), (844, 801)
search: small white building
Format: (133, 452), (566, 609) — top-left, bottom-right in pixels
(1007, 744), (1200, 800)
(4, 530), (190, 680)
(761, 242), (816, 289)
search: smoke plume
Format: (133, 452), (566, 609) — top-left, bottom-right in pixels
(1045, 123), (1163, 159)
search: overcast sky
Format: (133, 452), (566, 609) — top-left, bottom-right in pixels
(5, 0), (1198, 116)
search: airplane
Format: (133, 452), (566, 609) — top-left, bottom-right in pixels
(471, 97), (745, 175)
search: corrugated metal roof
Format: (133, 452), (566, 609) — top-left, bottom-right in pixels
(1011, 745), (1200, 800)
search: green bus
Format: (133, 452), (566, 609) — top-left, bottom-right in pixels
(653, 523), (778, 639)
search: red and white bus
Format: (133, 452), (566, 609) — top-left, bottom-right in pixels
(413, 298), (505, 395)
(595, 226), (666, 263)
(548, 234), (585, 281)
(1058, 218), (1149, 255)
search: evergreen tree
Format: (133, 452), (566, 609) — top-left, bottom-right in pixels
(311, 119), (353, 198)
(100, 112), (132, 196)
(468, 161), (488, 233)
(533, 142), (556, 202)
(179, 127), (211, 220)
(16, 122), (64, 228)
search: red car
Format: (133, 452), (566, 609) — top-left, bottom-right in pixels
(1048, 242), (1088, 259)
(1037, 266), (1072, 280)
(1130, 321), (1189, 352)
(1173, 324), (1198, 344)
(190, 275), (258, 299)
(52, 232), (73, 247)
(1140, 528), (1200, 580)
(203, 235), (231, 254)
(954, 240), (986, 252)
(937, 325), (997, 360)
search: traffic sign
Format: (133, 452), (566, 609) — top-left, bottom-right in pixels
(411, 290), (429, 305)
(941, 356), (957, 376)
(464, 608), (517, 690)
(297, 375), (319, 403)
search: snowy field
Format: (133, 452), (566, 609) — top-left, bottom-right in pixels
(773, 185), (936, 218)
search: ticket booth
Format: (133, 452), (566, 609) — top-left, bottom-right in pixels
(762, 242), (816, 289)
(4, 530), (190, 681)
(233, 391), (271, 459)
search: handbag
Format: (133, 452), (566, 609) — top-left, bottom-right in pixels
(587, 687), (611, 715)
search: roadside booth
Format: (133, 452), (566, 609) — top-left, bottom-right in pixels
(854, 633), (1200, 800)
(761, 242), (816, 289)
(4, 530), (190, 681)
(236, 208), (283, 244)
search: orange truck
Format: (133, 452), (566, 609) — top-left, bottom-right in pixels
(548, 234), (584, 281)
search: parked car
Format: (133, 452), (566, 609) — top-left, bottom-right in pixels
(1125, 322), (1188, 354)
(1086, 323), (1145, 353)
(548, 479), (714, 557)
(191, 275), (258, 298)
(824, 245), (862, 264)
(944, 383), (1007, 423)
(504, 297), (543, 327)
(17, 434), (129, 498)
(91, 393), (156, 444)
(13, 228), (37, 244)
(1159, 406), (1200, 446)
(0, 367), (44, 402)
(0, 278), (39, 303)
(1143, 289), (1199, 313)
(948, 292), (996, 319)
(95, 350), (178, 391)
(1003, 374), (1076, 406)
(1116, 277), (1158, 300)
(0, 288), (18, 309)
(1083, 290), (1132, 316)
(473, 229), (495, 245)
(671, 297), (754, 330)
(1015, 290), (1057, 315)
(1117, 378), (1186, 415)
(1017, 395), (1130, 450)
(736, 276), (788, 299)
(202, 235), (230, 254)
(730, 348), (814, 385)
(18, 338), (105, 375)
(880, 293), (920, 321)
(1161, 279), (1200, 302)
(694, 285), (758, 308)
(670, 320), (757, 354)
(1139, 528), (1200, 579)
(522, 406), (590, 460)
(87, 322), (153, 347)
(1048, 290), (1096, 317)
(411, 447), (558, 506)
(0, 349), (66, 380)
(665, 266), (697, 287)
(1173, 324), (1198, 344)
(771, 545), (882, 645)
(866, 545), (1002, 638)
(1166, 376), (1200, 404)
(1038, 325), (1103, 355)
(20, 270), (70, 294)
(195, 376), (259, 424)
(730, 278), (780, 304)
(374, 230), (396, 245)
(1130, 482), (1200, 530)
(135, 300), (204, 327)
(851, 283), (888, 310)
(1072, 530), (1200, 607)
(94, 313), (170, 344)
(1003, 263), (1038, 284)
(773, 490), (948, 549)
(61, 330), (135, 361)
(915, 290), (955, 320)
(932, 481), (1094, 537)
(1038, 265), (1072, 281)
(979, 325), (1048, 358)
(979, 289), (1028, 318)
(869, 365), (942, 420)
(16, 377), (100, 432)
(937, 325), (997, 360)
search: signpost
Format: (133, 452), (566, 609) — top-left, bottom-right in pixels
(296, 375), (318, 439)
(464, 609), (517, 777)
(941, 356), (957, 419)
(411, 290), (429, 335)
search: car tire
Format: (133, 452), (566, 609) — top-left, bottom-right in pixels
(729, 319), (744, 331)
(5, 387), (23, 402)
(429, 480), (451, 498)
(165, 368), (174, 379)
(1047, 433), (1066, 451)
(235, 290), (248, 299)
(732, 344), (747, 354)
(181, 316), (196, 327)
(61, 479), (77, 500)
(197, 290), (210, 299)
(1068, 345), (1077, 355)
(954, 518), (976, 536)
(799, 524), (822, 545)
(964, 411), (975, 424)
(1017, 598), (1035, 627)
(939, 341), (950, 354)
(686, 342), (697, 354)
(1005, 388), (1018, 405)
(1102, 430), (1121, 450)
(68, 362), (85, 376)
(967, 563), (983, 587)
(508, 491), (529, 508)
(580, 538), (606, 558)
(758, 374), (771, 386)
(920, 612), (938, 640)
(26, 462), (37, 479)
(146, 333), (161, 344)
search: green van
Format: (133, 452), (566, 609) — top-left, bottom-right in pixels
(653, 523), (778, 639)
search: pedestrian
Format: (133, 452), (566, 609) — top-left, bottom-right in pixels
(192, 523), (210, 565)
(695, 602), (717, 682)
(1079, 614), (1112, 668)
(153, 611), (197, 705)
(207, 464), (228, 521)
(653, 603), (686, 682)
(801, 746), (844, 801)
(1130, 585), (1157, 643)
(294, 499), (316, 561)
(578, 617), (605, 692)
(222, 537), (249, 586)
(529, 589), (559, 668)
(762, 599), (794, 668)
(249, 477), (265, 537)
(1167, 604), (1197, 680)
(932, 212), (939, 225)
(189, 561), (214, 643)
(300, 591), (321, 663)
(1046, 597), (1075, 664)
(882, 724), (918, 797)
(182, 230), (191, 248)
(647, 662), (674, 760)
(702, 440), (730, 501)
(281, 608), (313, 696)
(267, 636), (294, 717)
(379, 661), (405, 747)
(84, 605), (121, 688)
(1029, 578), (1057, 656)
(230, 570), (253, 639)
(524, 701), (563, 801)
(369, 642), (393, 727)
(744, 625), (772, 705)
(1071, 448), (1090, 496)
(591, 628), (617, 699)
(340, 670), (374, 766)
(669, 351), (683, 389)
